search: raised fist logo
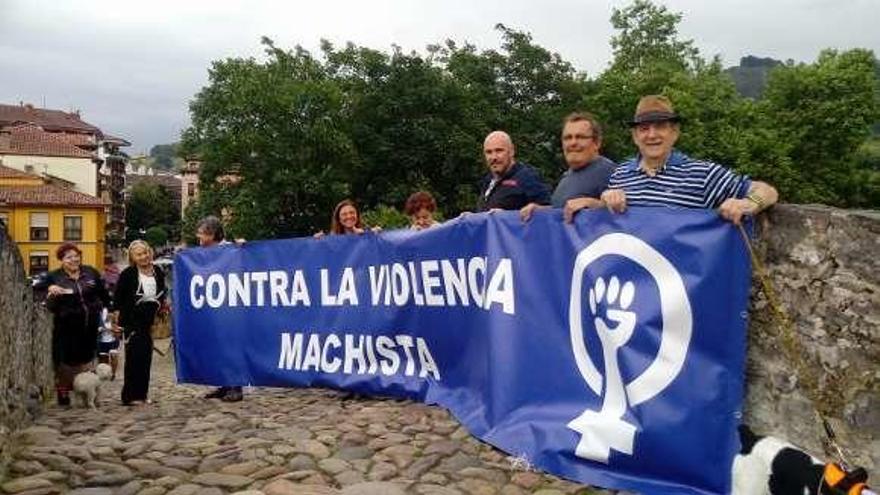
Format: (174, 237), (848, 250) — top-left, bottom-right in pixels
(568, 233), (693, 464)
(589, 276), (636, 349)
(569, 276), (639, 463)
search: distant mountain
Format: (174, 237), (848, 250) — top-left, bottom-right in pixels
(725, 56), (783, 99)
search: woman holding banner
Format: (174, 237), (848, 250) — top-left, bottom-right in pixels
(315, 199), (380, 237)
(196, 215), (245, 402)
(405, 191), (439, 231)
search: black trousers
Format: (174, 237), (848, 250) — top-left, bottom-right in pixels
(121, 329), (153, 404)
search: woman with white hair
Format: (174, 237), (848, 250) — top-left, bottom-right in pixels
(112, 240), (166, 406)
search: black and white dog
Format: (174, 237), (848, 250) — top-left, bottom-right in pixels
(733, 425), (872, 495)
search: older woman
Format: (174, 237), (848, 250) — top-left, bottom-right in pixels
(113, 240), (166, 406)
(43, 243), (111, 406)
(196, 216), (245, 403)
(405, 191), (439, 230)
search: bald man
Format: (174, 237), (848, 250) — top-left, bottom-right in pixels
(476, 131), (550, 211)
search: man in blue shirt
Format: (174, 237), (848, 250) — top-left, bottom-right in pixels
(601, 95), (777, 224)
(476, 131), (551, 212)
(521, 112), (617, 222)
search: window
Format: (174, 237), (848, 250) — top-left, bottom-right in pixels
(187, 183), (196, 198)
(29, 251), (49, 276)
(63, 215), (83, 241)
(29, 212), (49, 241)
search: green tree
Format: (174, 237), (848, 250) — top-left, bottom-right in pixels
(587, 0), (713, 160)
(144, 226), (169, 248)
(182, 37), (356, 239)
(149, 143), (180, 170)
(587, 0), (804, 200)
(361, 204), (410, 230)
(126, 182), (179, 243)
(440, 25), (588, 187)
(760, 49), (880, 204)
(180, 1), (879, 235)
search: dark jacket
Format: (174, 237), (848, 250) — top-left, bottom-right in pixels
(114, 265), (167, 335)
(476, 162), (551, 211)
(42, 265), (111, 366)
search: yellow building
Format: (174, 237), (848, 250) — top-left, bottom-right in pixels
(0, 165), (107, 275)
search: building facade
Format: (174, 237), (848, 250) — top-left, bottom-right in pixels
(0, 166), (106, 275)
(180, 159), (200, 218)
(0, 124), (99, 195)
(0, 103), (128, 255)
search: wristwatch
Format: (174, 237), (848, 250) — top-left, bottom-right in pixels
(746, 192), (764, 210)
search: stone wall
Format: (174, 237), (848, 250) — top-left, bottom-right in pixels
(0, 225), (53, 480)
(747, 204), (880, 472)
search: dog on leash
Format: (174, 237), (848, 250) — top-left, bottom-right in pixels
(733, 425), (872, 495)
(72, 363), (113, 409)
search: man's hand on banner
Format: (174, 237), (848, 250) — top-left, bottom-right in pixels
(600, 189), (627, 213)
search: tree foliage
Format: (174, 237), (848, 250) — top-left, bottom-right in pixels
(125, 182), (179, 244)
(149, 143), (182, 171)
(182, 1), (879, 240)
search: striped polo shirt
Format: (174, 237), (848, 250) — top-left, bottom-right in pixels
(608, 150), (751, 208)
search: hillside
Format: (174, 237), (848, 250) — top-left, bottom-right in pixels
(725, 55), (783, 99)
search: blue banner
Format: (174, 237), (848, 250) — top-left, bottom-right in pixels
(173, 207), (751, 494)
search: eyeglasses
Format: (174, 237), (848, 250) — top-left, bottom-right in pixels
(562, 134), (596, 141)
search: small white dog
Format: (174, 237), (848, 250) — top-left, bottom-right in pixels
(72, 363), (113, 409)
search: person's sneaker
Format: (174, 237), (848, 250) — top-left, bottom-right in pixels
(221, 387), (243, 402)
(204, 387), (227, 399)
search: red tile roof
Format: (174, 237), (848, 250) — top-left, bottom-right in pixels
(0, 183), (107, 207)
(0, 165), (38, 180)
(58, 132), (96, 147)
(0, 124), (94, 158)
(0, 103), (100, 134)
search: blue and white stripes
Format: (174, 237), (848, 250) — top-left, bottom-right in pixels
(609, 150), (751, 209)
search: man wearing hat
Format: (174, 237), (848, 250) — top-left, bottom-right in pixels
(520, 112), (617, 223)
(601, 95), (777, 224)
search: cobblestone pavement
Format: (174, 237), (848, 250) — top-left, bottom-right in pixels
(2, 341), (605, 495)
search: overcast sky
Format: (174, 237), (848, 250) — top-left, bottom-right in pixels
(1, 0), (877, 154)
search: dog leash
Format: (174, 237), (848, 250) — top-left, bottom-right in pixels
(737, 224), (875, 495)
(736, 224), (851, 462)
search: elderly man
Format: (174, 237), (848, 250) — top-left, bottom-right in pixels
(521, 112), (617, 222)
(598, 96), (870, 495)
(477, 131), (550, 211)
(601, 95), (777, 224)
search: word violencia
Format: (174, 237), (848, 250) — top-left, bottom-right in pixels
(188, 257), (515, 315)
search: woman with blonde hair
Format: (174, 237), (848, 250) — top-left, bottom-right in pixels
(112, 240), (166, 406)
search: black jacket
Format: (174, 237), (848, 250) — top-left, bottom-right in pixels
(476, 162), (551, 211)
(42, 265), (111, 365)
(114, 265), (167, 334)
